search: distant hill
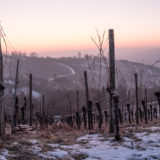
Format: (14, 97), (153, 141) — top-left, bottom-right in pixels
(3, 54), (160, 93)
(116, 48), (160, 67)
(39, 48), (160, 68)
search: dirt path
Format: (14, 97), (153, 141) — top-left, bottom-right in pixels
(48, 62), (76, 81)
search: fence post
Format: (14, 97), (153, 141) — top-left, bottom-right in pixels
(135, 73), (139, 124)
(108, 29), (115, 133)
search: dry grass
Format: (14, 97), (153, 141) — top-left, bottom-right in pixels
(1, 120), (160, 160)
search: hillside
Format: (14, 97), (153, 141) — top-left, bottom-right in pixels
(3, 54), (160, 90)
(116, 48), (160, 67)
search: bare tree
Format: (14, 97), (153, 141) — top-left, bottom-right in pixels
(91, 29), (110, 92)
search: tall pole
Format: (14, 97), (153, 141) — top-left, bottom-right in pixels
(154, 92), (160, 118)
(76, 91), (79, 111)
(12, 59), (19, 132)
(40, 95), (45, 129)
(145, 88), (147, 107)
(76, 90), (81, 129)
(69, 100), (72, 115)
(0, 36), (5, 136)
(113, 94), (121, 141)
(42, 95), (45, 121)
(109, 29), (115, 90)
(109, 29), (115, 133)
(84, 71), (89, 104)
(145, 88), (148, 119)
(84, 71), (93, 130)
(29, 73), (32, 126)
(135, 73), (139, 124)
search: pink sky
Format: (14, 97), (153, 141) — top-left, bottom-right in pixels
(0, 0), (160, 57)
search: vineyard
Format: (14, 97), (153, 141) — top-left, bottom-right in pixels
(0, 29), (160, 160)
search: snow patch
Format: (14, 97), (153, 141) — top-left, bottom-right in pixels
(28, 139), (38, 144)
(46, 149), (69, 158)
(4, 80), (14, 85)
(0, 149), (15, 160)
(31, 146), (42, 154)
(12, 87), (41, 99)
(61, 144), (81, 150)
(77, 134), (104, 142)
(13, 142), (18, 145)
(29, 126), (160, 160)
(0, 155), (7, 160)
(147, 126), (160, 131)
(48, 143), (60, 148)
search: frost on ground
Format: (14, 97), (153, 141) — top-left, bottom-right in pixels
(28, 129), (160, 160)
(1, 126), (160, 160)
(28, 139), (38, 144)
(0, 149), (15, 160)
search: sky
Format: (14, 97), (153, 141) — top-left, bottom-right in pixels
(0, 0), (160, 57)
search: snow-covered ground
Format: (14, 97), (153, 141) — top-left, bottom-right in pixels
(1, 126), (160, 160)
(0, 149), (15, 160)
(11, 87), (41, 99)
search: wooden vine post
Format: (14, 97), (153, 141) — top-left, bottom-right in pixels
(12, 59), (19, 132)
(113, 93), (121, 141)
(108, 29), (115, 133)
(84, 71), (93, 130)
(29, 73), (33, 126)
(135, 73), (139, 124)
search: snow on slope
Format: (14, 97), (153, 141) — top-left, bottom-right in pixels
(10, 87), (41, 99)
(33, 126), (160, 160)
(1, 126), (159, 160)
